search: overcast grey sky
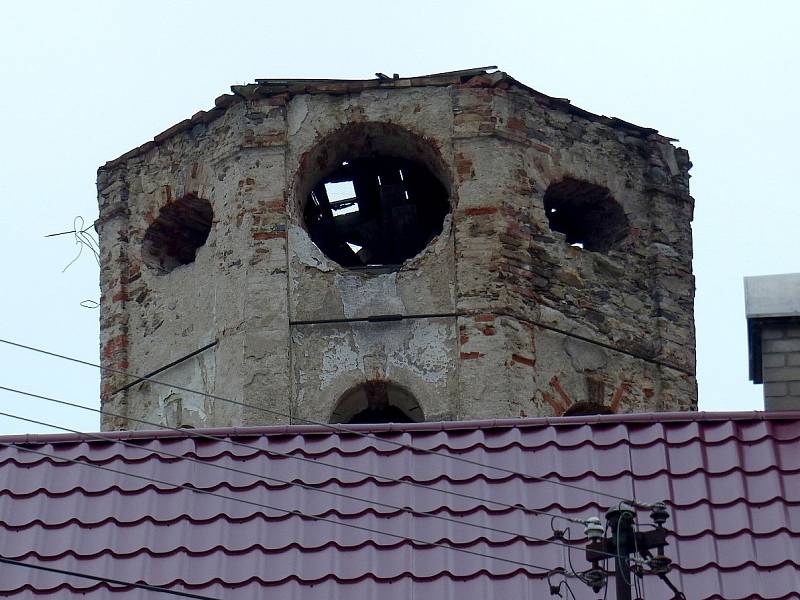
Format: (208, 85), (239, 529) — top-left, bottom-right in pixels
(1, 1), (797, 434)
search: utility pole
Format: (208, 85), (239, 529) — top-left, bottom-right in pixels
(582, 502), (681, 600)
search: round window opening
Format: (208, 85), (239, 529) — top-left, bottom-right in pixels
(304, 157), (449, 269)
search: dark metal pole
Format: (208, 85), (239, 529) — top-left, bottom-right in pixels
(614, 549), (632, 600)
(606, 507), (634, 600)
(585, 503), (682, 600)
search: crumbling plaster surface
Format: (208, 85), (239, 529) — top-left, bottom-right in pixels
(97, 73), (697, 430)
(293, 317), (457, 423)
(97, 100), (292, 430)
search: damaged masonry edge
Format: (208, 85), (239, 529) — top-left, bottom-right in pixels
(97, 66), (674, 174)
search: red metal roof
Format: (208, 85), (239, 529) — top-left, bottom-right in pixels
(0, 412), (798, 599)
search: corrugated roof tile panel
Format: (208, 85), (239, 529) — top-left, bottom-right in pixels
(0, 412), (798, 599)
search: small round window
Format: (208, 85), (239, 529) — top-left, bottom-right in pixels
(543, 178), (628, 252)
(304, 157), (449, 269)
(142, 194), (213, 274)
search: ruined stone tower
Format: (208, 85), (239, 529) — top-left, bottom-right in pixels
(96, 67), (696, 431)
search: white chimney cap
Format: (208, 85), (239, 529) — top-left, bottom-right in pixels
(744, 273), (800, 320)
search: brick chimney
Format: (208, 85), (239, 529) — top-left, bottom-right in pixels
(745, 273), (800, 410)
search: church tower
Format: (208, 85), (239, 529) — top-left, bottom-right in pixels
(96, 68), (696, 430)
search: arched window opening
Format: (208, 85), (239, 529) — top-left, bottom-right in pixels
(330, 381), (424, 424)
(142, 194), (213, 274)
(304, 157), (449, 269)
(562, 401), (615, 417)
(543, 178), (628, 252)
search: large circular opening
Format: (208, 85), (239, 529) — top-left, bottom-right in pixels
(304, 156), (449, 268)
(296, 122), (451, 271)
(330, 381), (424, 424)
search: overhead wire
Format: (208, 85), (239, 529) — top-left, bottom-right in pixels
(0, 337), (648, 508)
(45, 216), (101, 310)
(0, 383), (586, 525)
(0, 437), (567, 576)
(0, 399), (638, 563)
(0, 556), (222, 600)
(48, 216), (101, 273)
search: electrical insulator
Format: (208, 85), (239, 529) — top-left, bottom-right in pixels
(650, 501), (669, 527)
(648, 553), (672, 574)
(583, 567), (607, 593)
(584, 516), (604, 542)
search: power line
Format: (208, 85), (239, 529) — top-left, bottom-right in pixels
(0, 337), (646, 507)
(0, 438), (564, 575)
(0, 383), (586, 526)
(0, 556), (222, 600)
(0, 401), (630, 562)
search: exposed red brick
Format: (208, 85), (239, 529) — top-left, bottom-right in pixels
(460, 351), (482, 360)
(474, 314), (495, 322)
(103, 334), (128, 358)
(531, 142), (551, 154)
(253, 231), (287, 240)
(610, 382), (631, 412)
(463, 74), (493, 88)
(543, 391), (566, 416)
(264, 198), (286, 211)
(482, 326), (496, 336)
(548, 375), (573, 408)
(511, 353), (535, 368)
(455, 153), (474, 180)
(112, 291), (127, 303)
(459, 334), (469, 345)
(464, 207), (497, 217)
(507, 116), (526, 132)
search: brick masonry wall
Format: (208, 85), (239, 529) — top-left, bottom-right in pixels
(761, 322), (800, 410)
(96, 74), (697, 430)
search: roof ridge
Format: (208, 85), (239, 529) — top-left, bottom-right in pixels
(2, 410), (796, 445)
